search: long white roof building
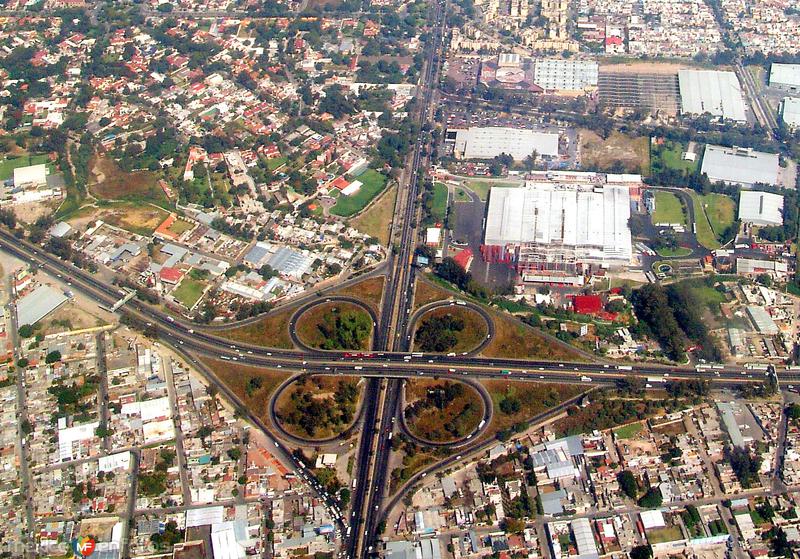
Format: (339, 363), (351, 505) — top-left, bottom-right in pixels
(452, 127), (559, 160)
(483, 181), (632, 263)
(679, 69), (747, 122)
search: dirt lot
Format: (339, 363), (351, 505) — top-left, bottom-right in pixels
(89, 156), (164, 202)
(332, 276), (385, 312)
(201, 357), (289, 424)
(413, 279), (455, 311)
(580, 130), (650, 174)
(482, 312), (586, 362)
(599, 61), (690, 75)
(352, 185), (397, 246)
(218, 307), (295, 349)
(66, 202), (169, 237)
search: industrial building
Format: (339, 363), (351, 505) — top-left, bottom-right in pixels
(16, 284), (69, 327)
(738, 190), (784, 226)
(533, 58), (598, 92)
(700, 144), (779, 188)
(779, 97), (800, 127)
(747, 305), (779, 335)
(449, 127), (559, 160)
(770, 63), (800, 92)
(482, 174), (633, 284)
(678, 70), (747, 122)
(13, 164), (48, 188)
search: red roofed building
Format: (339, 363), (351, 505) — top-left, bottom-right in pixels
(160, 267), (183, 285)
(453, 248), (474, 272)
(572, 294), (603, 315)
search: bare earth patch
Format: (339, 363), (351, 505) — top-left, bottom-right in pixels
(218, 307), (295, 349)
(201, 357), (289, 424)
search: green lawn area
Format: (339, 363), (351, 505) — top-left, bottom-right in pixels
(168, 218), (195, 236)
(652, 191), (687, 225)
(431, 182), (448, 222)
(330, 169), (388, 217)
(613, 422), (644, 439)
(173, 277), (206, 309)
(0, 154), (51, 181)
(656, 246), (693, 258)
(688, 284), (727, 307)
(647, 526), (683, 544)
(266, 156), (287, 171)
(652, 141), (699, 174)
(455, 188), (471, 202)
(464, 180), (521, 201)
(700, 193), (736, 238)
(688, 191), (720, 250)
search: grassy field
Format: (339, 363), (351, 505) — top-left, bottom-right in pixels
(173, 277), (205, 309)
(647, 526), (683, 544)
(201, 358), (288, 424)
(651, 140), (699, 173)
(330, 169), (388, 217)
(652, 191), (687, 225)
(656, 246), (693, 257)
(352, 184), (396, 245)
(481, 380), (584, 437)
(218, 307), (295, 348)
(332, 276), (385, 312)
(431, 182), (448, 223)
(294, 301), (372, 350)
(404, 379), (483, 442)
(688, 191), (720, 250)
(0, 153), (50, 181)
(266, 156), (287, 171)
(580, 130), (650, 174)
(274, 375), (362, 439)
(700, 193), (736, 238)
(482, 312), (586, 362)
(463, 180), (520, 201)
(613, 422), (644, 439)
(89, 156), (166, 204)
(412, 306), (488, 354)
(167, 218), (194, 236)
(455, 188), (471, 202)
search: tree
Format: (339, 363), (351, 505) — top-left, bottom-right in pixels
(630, 545), (653, 559)
(756, 273), (773, 287)
(17, 324), (34, 338)
(617, 470), (638, 499)
(45, 350), (62, 364)
(638, 487), (663, 508)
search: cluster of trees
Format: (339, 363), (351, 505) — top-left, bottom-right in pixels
(726, 446), (762, 488)
(150, 520), (184, 549)
(414, 314), (465, 352)
(278, 379), (359, 437)
(48, 375), (99, 418)
(317, 310), (372, 350)
(434, 257), (492, 300)
(404, 382), (477, 439)
(632, 282), (721, 362)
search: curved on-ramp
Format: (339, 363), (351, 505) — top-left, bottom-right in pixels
(288, 296), (379, 353)
(396, 376), (493, 449)
(405, 299), (495, 356)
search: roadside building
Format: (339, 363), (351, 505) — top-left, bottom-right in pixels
(16, 284), (69, 327)
(770, 63), (800, 92)
(700, 145), (779, 188)
(449, 126), (559, 160)
(779, 97), (800, 127)
(13, 164), (48, 188)
(678, 70), (747, 122)
(738, 190), (784, 226)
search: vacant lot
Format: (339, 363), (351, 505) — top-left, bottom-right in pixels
(413, 279), (454, 311)
(412, 305), (488, 354)
(652, 191), (687, 225)
(482, 312), (586, 362)
(482, 380), (584, 436)
(404, 379), (483, 442)
(201, 358), (288, 423)
(580, 130), (650, 174)
(70, 202), (170, 236)
(332, 276), (385, 311)
(330, 169), (388, 217)
(89, 156), (165, 203)
(613, 422), (644, 440)
(219, 306), (295, 348)
(0, 153), (50, 181)
(700, 193), (736, 238)
(464, 180), (520, 201)
(274, 375), (363, 439)
(352, 184), (396, 245)
(294, 302), (372, 350)
(167, 218), (195, 236)
(173, 277), (205, 309)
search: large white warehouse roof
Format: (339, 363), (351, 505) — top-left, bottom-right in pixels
(483, 182), (632, 262)
(679, 70), (747, 122)
(700, 144), (779, 187)
(738, 190), (784, 226)
(452, 127), (559, 160)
